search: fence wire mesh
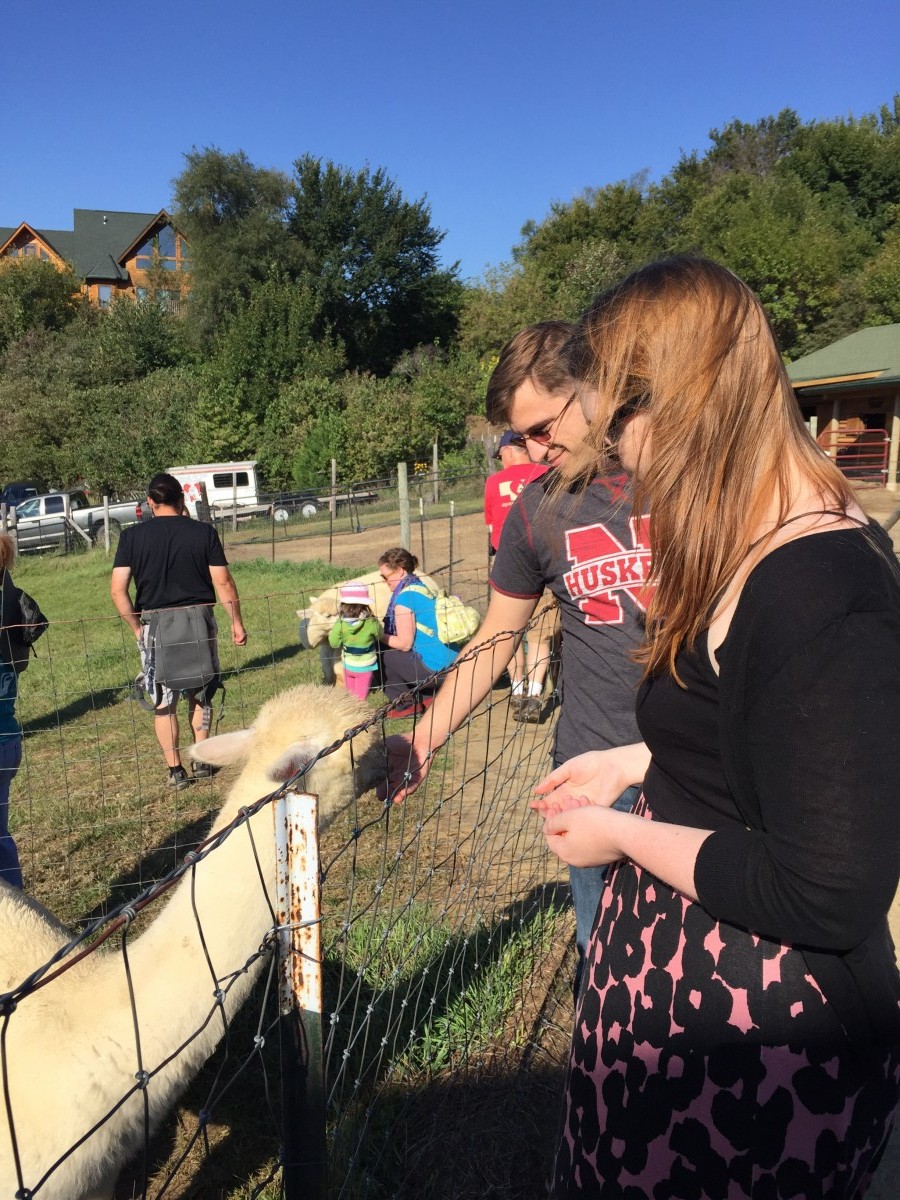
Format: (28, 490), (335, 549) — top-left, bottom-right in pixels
(1, 598), (572, 1199)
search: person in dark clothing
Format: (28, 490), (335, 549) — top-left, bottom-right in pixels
(0, 534), (25, 886)
(534, 257), (900, 1198)
(110, 473), (247, 789)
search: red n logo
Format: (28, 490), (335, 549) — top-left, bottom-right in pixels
(562, 515), (653, 625)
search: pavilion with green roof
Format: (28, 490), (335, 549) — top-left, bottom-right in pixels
(788, 324), (900, 491)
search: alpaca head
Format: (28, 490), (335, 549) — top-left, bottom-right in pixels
(188, 684), (385, 826)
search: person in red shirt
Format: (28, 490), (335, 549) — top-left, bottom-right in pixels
(484, 430), (555, 720)
(484, 429), (549, 552)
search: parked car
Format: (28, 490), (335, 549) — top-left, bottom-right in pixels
(0, 481), (44, 511)
(10, 490), (145, 552)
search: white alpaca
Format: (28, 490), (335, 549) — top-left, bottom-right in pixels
(0, 684), (382, 1200)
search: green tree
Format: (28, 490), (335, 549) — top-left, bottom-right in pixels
(678, 173), (868, 356)
(75, 368), (201, 494)
(290, 406), (347, 490)
(858, 222), (900, 324)
(288, 154), (461, 373)
(706, 110), (803, 179)
(90, 294), (191, 384)
(336, 373), (419, 480)
(786, 100), (900, 237)
(514, 180), (645, 291)
(172, 147), (295, 342)
(256, 375), (344, 489)
(0, 258), (84, 355)
(193, 275), (344, 460)
(457, 262), (552, 360)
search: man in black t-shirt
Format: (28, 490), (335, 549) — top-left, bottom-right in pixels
(111, 473), (247, 790)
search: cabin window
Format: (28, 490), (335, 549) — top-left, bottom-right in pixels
(98, 285), (112, 309)
(136, 226), (191, 272)
(23, 243), (36, 257)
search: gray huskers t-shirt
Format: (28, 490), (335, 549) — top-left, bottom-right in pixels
(489, 472), (651, 765)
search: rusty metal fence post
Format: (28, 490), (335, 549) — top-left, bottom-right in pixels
(276, 790), (326, 1200)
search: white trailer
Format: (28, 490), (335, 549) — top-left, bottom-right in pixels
(167, 462), (262, 518)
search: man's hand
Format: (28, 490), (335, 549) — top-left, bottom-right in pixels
(379, 733), (432, 804)
(232, 620), (248, 647)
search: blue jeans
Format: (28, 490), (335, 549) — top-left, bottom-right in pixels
(570, 784), (640, 992)
(0, 734), (23, 889)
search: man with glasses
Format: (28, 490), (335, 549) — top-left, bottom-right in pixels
(384, 321), (652, 986)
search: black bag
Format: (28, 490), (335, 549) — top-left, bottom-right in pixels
(0, 569), (49, 672)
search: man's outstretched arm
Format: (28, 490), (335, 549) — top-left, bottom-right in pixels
(384, 589), (540, 801)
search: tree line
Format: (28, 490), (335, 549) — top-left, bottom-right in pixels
(2, 99), (899, 495)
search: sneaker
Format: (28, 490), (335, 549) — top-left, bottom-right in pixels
(191, 761), (220, 780)
(515, 696), (543, 724)
(167, 765), (191, 790)
(509, 694), (525, 719)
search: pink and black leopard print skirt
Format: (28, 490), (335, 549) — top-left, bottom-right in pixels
(554, 797), (900, 1199)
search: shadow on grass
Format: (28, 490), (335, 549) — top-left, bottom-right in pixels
(111, 893), (571, 1199)
(75, 808), (220, 926)
(21, 682), (129, 734)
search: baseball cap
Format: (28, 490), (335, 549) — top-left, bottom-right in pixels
(493, 429), (520, 458)
(339, 583), (372, 605)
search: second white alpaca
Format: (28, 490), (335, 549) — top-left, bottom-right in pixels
(0, 683), (383, 1200)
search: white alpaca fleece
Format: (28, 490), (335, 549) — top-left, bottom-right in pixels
(0, 684), (382, 1200)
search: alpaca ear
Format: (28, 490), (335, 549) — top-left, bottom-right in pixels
(267, 739), (325, 783)
(189, 728), (255, 767)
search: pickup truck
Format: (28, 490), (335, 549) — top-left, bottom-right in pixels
(10, 491), (145, 552)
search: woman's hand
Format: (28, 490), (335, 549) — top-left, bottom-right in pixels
(531, 743), (650, 816)
(541, 804), (628, 868)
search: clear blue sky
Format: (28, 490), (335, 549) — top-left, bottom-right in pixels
(3, 0), (898, 282)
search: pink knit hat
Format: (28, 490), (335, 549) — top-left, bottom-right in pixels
(339, 583), (372, 605)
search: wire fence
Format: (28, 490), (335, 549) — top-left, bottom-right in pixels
(1, 600), (571, 1199)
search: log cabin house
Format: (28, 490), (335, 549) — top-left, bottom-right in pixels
(0, 208), (191, 311)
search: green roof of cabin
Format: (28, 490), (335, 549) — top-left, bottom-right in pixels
(787, 324), (900, 390)
(0, 209), (172, 282)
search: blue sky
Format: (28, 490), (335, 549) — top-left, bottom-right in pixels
(3, 0), (898, 281)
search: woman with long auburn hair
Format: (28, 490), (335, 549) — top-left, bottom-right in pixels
(534, 257), (900, 1198)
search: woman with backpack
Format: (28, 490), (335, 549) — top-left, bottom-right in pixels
(377, 547), (458, 719)
(0, 533), (26, 887)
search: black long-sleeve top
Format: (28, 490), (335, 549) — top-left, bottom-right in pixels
(637, 526), (900, 1045)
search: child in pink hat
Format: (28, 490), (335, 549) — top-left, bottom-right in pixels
(328, 583), (381, 699)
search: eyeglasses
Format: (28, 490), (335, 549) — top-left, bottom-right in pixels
(510, 391), (578, 449)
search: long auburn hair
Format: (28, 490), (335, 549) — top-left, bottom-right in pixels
(563, 255), (854, 679)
